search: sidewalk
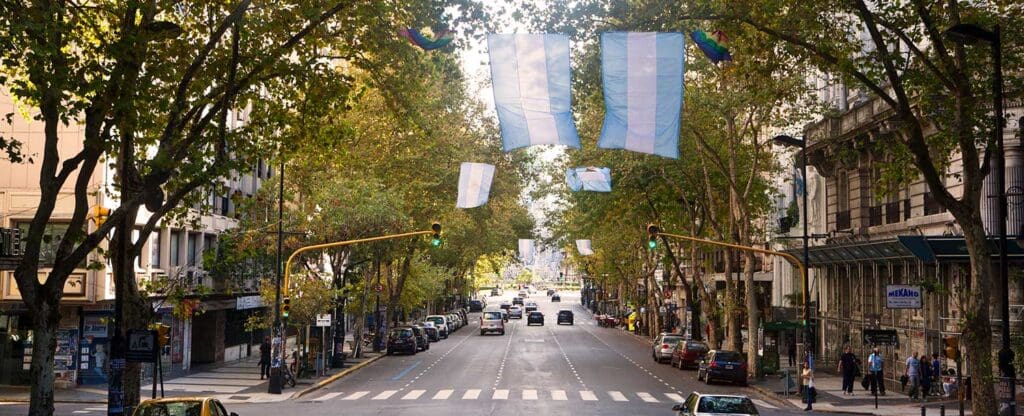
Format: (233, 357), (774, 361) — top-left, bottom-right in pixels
(748, 368), (971, 416)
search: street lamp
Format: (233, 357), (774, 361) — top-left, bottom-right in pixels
(944, 22), (1012, 413)
(772, 134), (811, 371)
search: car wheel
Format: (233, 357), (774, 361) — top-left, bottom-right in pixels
(480, 330), (486, 336)
(500, 330), (505, 335)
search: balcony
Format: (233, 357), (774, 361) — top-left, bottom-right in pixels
(836, 210), (851, 230)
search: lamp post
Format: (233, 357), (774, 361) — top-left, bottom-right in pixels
(944, 23), (1012, 413)
(772, 134), (811, 371)
(268, 157), (284, 394)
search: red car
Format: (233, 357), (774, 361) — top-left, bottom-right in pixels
(670, 340), (709, 370)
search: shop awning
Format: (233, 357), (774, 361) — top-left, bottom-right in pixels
(781, 235), (1024, 266)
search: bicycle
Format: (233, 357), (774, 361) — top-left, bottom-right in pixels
(280, 363), (297, 388)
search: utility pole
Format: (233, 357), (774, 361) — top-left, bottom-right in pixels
(268, 158), (284, 394)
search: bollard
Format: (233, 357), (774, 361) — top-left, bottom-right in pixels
(940, 405), (945, 416)
(922, 406), (927, 416)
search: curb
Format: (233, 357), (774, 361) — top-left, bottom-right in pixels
(0, 398), (107, 404)
(747, 383), (799, 410)
(290, 354), (384, 399)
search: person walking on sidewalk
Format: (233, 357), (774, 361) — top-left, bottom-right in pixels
(920, 354), (933, 399)
(837, 345), (858, 395)
(905, 352), (921, 400)
(259, 336), (271, 380)
(868, 347), (886, 396)
(801, 361), (815, 411)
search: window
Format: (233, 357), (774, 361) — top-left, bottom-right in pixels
(169, 231), (181, 266)
(187, 233), (199, 266)
(836, 171), (850, 212)
(150, 231), (162, 268)
(15, 222), (80, 267)
(203, 235), (216, 259)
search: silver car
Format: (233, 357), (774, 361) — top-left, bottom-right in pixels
(479, 310), (505, 335)
(653, 333), (684, 363)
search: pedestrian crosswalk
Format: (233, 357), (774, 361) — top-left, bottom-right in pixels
(307, 389), (777, 408)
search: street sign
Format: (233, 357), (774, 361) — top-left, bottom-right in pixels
(885, 285), (922, 309)
(126, 329), (158, 363)
(316, 314), (332, 327)
(863, 329), (899, 346)
(236, 295), (263, 310)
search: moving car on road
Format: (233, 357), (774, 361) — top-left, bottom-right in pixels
(508, 305), (523, 319)
(524, 301), (538, 313)
(551, 294), (561, 302)
(386, 327), (419, 355)
(672, 392), (759, 415)
(519, 289), (529, 298)
(500, 301), (512, 310)
(491, 288), (500, 296)
(652, 333), (684, 363)
(527, 311), (545, 326)
(469, 299), (485, 312)
(557, 310), (574, 325)
(697, 350), (748, 386)
(480, 310), (506, 335)
(671, 340), (710, 369)
(424, 315), (450, 339)
(512, 296), (524, 305)
(133, 397), (238, 416)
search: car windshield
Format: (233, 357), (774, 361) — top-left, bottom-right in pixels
(687, 342), (708, 350)
(390, 329), (412, 338)
(482, 312), (503, 320)
(426, 317), (444, 324)
(559, 311), (572, 316)
(697, 396), (758, 414)
(713, 352), (743, 362)
(662, 336), (683, 345)
(529, 312), (542, 317)
(135, 401), (203, 416)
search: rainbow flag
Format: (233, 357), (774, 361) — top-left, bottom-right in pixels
(690, 30), (731, 63)
(399, 27), (454, 51)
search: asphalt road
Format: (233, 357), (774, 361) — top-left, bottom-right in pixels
(2, 291), (857, 416)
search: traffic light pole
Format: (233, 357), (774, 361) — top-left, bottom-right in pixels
(269, 158), (284, 394)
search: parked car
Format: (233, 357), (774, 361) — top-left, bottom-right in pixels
(508, 306), (523, 319)
(133, 397), (238, 416)
(421, 322), (440, 342)
(469, 299), (485, 312)
(672, 393), (759, 415)
(447, 313), (460, 330)
(524, 301), (538, 313)
(671, 340), (710, 369)
(557, 310), (574, 325)
(512, 297), (524, 306)
(386, 327), (419, 355)
(500, 301), (512, 310)
(479, 310), (506, 335)
(652, 333), (685, 363)
(527, 311), (544, 326)
(410, 325), (430, 351)
(551, 294), (561, 302)
(697, 350), (748, 386)
(424, 315), (450, 338)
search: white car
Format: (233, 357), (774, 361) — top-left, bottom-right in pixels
(479, 310), (505, 335)
(424, 315), (450, 338)
(673, 393), (759, 416)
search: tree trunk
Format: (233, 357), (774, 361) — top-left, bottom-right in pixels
(743, 250), (758, 376)
(958, 218), (996, 416)
(110, 204), (153, 409)
(27, 293), (60, 416)
(724, 250), (741, 351)
(692, 242), (719, 348)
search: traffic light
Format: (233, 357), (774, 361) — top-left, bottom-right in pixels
(646, 224), (660, 249)
(155, 324), (170, 346)
(282, 297), (291, 319)
(431, 222), (442, 247)
(90, 206), (111, 227)
(944, 336), (960, 360)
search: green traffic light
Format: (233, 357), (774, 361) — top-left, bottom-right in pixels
(648, 239), (657, 249)
(431, 237), (441, 247)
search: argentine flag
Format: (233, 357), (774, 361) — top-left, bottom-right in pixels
(597, 32), (684, 159)
(456, 162), (495, 209)
(488, 34), (581, 151)
(576, 239), (594, 256)
(518, 239), (534, 264)
(566, 167), (612, 192)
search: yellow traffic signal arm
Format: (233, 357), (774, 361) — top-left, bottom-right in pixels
(651, 229), (807, 308)
(283, 224), (440, 297)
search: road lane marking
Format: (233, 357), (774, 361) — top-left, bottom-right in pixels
(463, 389), (481, 399)
(580, 390), (598, 401)
(493, 389), (509, 400)
(72, 412), (90, 414)
(371, 390), (397, 400)
(401, 389), (426, 400)
(609, 391), (628, 401)
(551, 390), (567, 401)
(752, 399), (777, 409)
(637, 392), (659, 403)
(314, 392), (343, 401)
(342, 391), (369, 400)
(665, 393), (685, 402)
(391, 360), (422, 380)
(522, 389), (538, 400)
(432, 389), (453, 400)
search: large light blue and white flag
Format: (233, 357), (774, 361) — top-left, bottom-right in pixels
(456, 162), (495, 208)
(597, 32), (684, 159)
(566, 167), (612, 192)
(488, 34), (581, 151)
(518, 239), (535, 264)
(576, 239), (594, 256)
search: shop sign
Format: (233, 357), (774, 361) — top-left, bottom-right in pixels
(235, 295), (263, 310)
(885, 285), (922, 309)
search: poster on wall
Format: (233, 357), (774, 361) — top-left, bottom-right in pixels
(82, 316), (108, 338)
(54, 329), (79, 371)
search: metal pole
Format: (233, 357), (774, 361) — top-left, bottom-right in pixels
(268, 158), (284, 394)
(800, 138), (812, 373)
(992, 24), (1015, 415)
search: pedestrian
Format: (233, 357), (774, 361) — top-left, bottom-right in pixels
(931, 352), (941, 385)
(788, 337), (797, 367)
(259, 336), (271, 380)
(868, 347), (886, 396)
(801, 361), (815, 411)
(905, 351), (921, 400)
(837, 345), (857, 395)
(920, 354), (932, 399)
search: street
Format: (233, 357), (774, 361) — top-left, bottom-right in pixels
(0, 292), (862, 416)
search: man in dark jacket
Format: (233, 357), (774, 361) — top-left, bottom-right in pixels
(837, 345), (858, 395)
(259, 336), (271, 380)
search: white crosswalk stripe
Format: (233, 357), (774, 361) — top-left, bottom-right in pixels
(551, 390), (568, 401)
(372, 390), (397, 400)
(523, 389), (538, 400)
(752, 399), (778, 409)
(342, 391), (369, 400)
(493, 389), (509, 400)
(402, 390), (426, 400)
(665, 393), (685, 402)
(609, 391), (628, 402)
(580, 390), (598, 401)
(314, 392), (344, 402)
(463, 389), (481, 400)
(433, 389), (453, 400)
(637, 392), (659, 403)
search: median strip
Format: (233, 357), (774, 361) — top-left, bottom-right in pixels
(291, 354), (385, 399)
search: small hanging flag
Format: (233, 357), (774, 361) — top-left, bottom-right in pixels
(566, 167), (612, 192)
(576, 240), (594, 256)
(690, 30), (732, 63)
(793, 166), (805, 197)
(399, 27), (454, 50)
(518, 239), (535, 264)
(488, 34), (581, 151)
(456, 162), (495, 208)
(597, 32), (684, 159)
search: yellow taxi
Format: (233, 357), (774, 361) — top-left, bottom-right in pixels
(132, 396), (238, 416)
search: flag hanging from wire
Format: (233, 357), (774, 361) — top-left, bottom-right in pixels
(488, 34), (581, 151)
(566, 167), (612, 192)
(518, 239), (535, 264)
(456, 162), (495, 208)
(597, 32), (684, 159)
(576, 239), (594, 256)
